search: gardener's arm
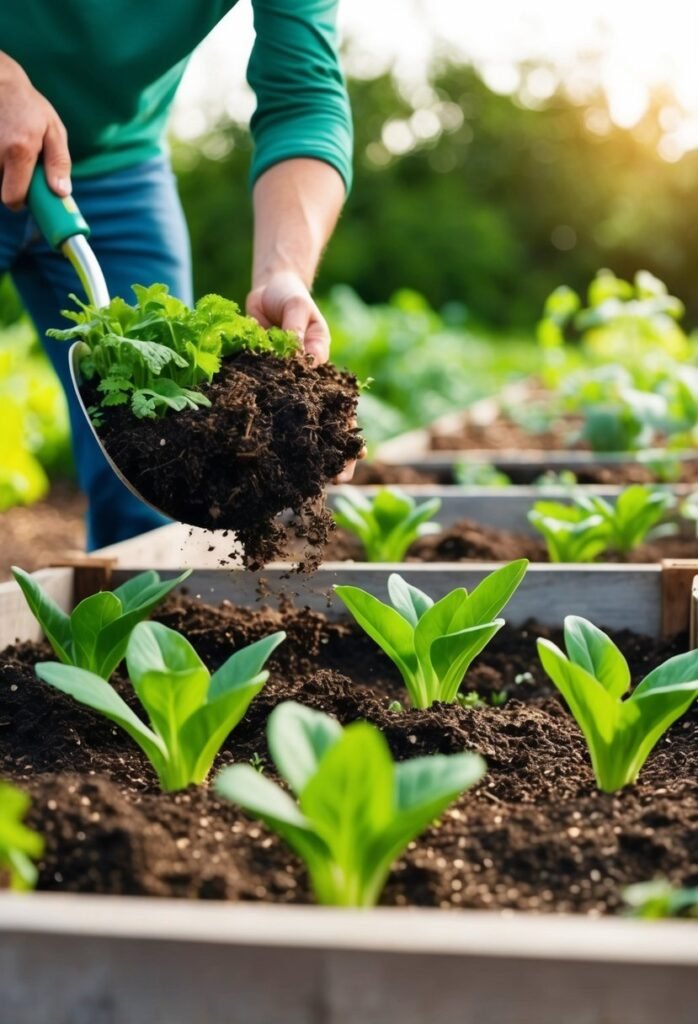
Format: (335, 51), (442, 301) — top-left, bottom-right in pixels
(244, 0), (352, 365)
(248, 159), (344, 363)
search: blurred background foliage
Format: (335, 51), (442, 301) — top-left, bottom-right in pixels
(174, 60), (698, 329)
(4, 55), (698, 490)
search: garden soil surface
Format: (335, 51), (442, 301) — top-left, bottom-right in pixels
(322, 518), (698, 563)
(0, 483), (86, 581)
(88, 351), (363, 569)
(1, 595), (695, 914)
(428, 417), (698, 485)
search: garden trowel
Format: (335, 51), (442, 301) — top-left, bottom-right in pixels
(27, 164), (169, 520)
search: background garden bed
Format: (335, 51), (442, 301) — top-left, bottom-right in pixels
(375, 389), (698, 484)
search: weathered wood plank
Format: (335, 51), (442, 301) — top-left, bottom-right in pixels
(0, 895), (695, 1024)
(372, 448), (698, 475)
(94, 524), (244, 568)
(109, 562), (663, 636)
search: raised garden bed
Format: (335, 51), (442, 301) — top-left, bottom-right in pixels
(1, 547), (696, 1022)
(375, 385), (698, 485)
(323, 485), (698, 564)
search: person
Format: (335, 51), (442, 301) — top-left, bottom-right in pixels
(0, 1), (353, 549)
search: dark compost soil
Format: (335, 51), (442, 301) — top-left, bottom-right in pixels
(322, 517), (698, 564)
(352, 460), (440, 486)
(1, 595), (695, 914)
(88, 351), (363, 569)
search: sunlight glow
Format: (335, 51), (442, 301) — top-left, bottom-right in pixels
(172, 0), (698, 159)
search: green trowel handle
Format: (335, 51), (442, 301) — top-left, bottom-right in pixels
(27, 164), (90, 249)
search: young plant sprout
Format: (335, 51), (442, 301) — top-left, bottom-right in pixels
(216, 701), (485, 907)
(532, 469), (578, 491)
(528, 486), (675, 561)
(36, 622), (285, 792)
(0, 781), (43, 891)
(332, 486), (441, 562)
(575, 486), (675, 554)
(527, 502), (608, 563)
(13, 566), (191, 679)
(537, 616), (698, 792)
(453, 461), (511, 488)
(623, 879), (698, 919)
(335, 560), (527, 708)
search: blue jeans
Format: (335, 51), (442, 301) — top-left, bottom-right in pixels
(0, 157), (192, 549)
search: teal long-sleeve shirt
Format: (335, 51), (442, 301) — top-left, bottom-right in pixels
(0, 0), (352, 189)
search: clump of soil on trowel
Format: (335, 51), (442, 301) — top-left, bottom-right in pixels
(87, 351), (363, 570)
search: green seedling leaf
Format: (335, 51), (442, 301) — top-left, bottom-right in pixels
(0, 781), (44, 891)
(267, 700), (343, 795)
(624, 879), (698, 919)
(13, 567), (191, 679)
(528, 503), (608, 563)
(333, 486), (441, 562)
(537, 615), (698, 791)
(11, 566), (72, 663)
(216, 701), (485, 907)
(578, 486), (674, 554)
(48, 284), (300, 421)
(335, 561), (527, 708)
(35, 621), (283, 791)
(387, 574), (433, 627)
(35, 661), (168, 773)
(333, 584), (422, 699)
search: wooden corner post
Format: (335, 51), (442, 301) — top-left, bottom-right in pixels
(661, 559), (698, 640)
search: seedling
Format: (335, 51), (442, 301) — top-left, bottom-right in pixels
(36, 622), (285, 791)
(333, 486), (441, 562)
(532, 469), (578, 491)
(216, 701), (486, 907)
(527, 502), (608, 563)
(49, 284), (298, 420)
(624, 879), (698, 919)
(335, 560), (527, 708)
(576, 486), (675, 553)
(636, 449), (683, 484)
(528, 486), (674, 561)
(456, 690), (508, 709)
(537, 616), (698, 792)
(13, 566), (191, 679)
(456, 691), (486, 709)
(0, 781), (43, 891)
(453, 461), (511, 487)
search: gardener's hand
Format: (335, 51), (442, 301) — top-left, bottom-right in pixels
(0, 51), (71, 210)
(246, 270), (330, 365)
(246, 270), (363, 481)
